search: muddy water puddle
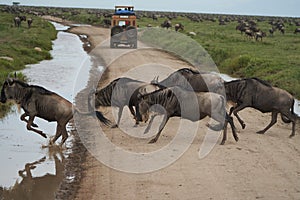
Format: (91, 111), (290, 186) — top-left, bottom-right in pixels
(0, 22), (92, 198)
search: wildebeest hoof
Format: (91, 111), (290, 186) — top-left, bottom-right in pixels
(41, 132), (47, 138)
(32, 123), (38, 128)
(289, 134), (295, 138)
(242, 123), (246, 129)
(256, 130), (265, 134)
(148, 138), (157, 144)
(111, 124), (118, 128)
(234, 136), (239, 142)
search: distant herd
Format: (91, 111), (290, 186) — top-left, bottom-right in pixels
(3, 4), (300, 39)
(1, 68), (298, 146)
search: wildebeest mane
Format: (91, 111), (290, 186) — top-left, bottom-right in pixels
(251, 77), (272, 87)
(13, 79), (54, 95)
(178, 68), (200, 74)
(226, 77), (272, 87)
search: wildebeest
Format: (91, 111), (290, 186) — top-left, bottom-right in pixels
(152, 68), (225, 95)
(225, 78), (298, 137)
(245, 29), (254, 39)
(294, 28), (300, 34)
(0, 78), (110, 145)
(174, 23), (184, 32)
(27, 18), (33, 28)
(93, 77), (162, 127)
(161, 20), (172, 29)
(14, 16), (27, 28)
(136, 86), (238, 144)
(255, 31), (266, 41)
(14, 16), (21, 27)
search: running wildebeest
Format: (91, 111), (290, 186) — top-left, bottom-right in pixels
(0, 77), (110, 145)
(136, 86), (238, 144)
(151, 68), (225, 95)
(93, 77), (162, 128)
(225, 78), (298, 137)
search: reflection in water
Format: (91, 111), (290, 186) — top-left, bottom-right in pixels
(0, 147), (64, 200)
(0, 21), (91, 189)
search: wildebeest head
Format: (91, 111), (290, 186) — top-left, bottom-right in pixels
(136, 93), (150, 123)
(1, 78), (15, 103)
(0, 78), (28, 104)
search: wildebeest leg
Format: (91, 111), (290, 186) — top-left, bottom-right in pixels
(231, 104), (247, 129)
(144, 114), (159, 134)
(60, 125), (68, 145)
(149, 115), (169, 144)
(111, 107), (124, 128)
(220, 120), (228, 145)
(20, 113), (38, 127)
(26, 116), (47, 138)
(128, 105), (136, 119)
(257, 111), (279, 134)
(132, 105), (140, 126)
(280, 111), (296, 138)
(226, 114), (238, 143)
(51, 124), (62, 144)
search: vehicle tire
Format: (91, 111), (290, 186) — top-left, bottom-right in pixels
(126, 26), (137, 39)
(132, 41), (137, 49)
(111, 26), (123, 37)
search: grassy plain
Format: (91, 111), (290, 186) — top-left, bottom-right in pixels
(137, 16), (300, 97)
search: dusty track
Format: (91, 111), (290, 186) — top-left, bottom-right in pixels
(67, 25), (300, 200)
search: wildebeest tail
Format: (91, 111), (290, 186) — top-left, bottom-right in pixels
(95, 111), (111, 126)
(87, 89), (111, 126)
(281, 99), (298, 123)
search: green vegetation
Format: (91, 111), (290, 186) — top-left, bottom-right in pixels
(137, 16), (300, 98)
(0, 11), (57, 117)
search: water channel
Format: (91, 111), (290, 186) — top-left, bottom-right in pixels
(0, 22), (92, 199)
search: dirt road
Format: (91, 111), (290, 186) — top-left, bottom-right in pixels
(67, 25), (300, 200)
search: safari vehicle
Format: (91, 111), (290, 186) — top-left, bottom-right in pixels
(110, 6), (138, 48)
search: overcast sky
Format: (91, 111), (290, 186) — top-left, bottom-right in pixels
(1, 0), (299, 17)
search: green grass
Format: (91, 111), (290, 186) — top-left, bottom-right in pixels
(0, 11), (57, 117)
(138, 16), (300, 98)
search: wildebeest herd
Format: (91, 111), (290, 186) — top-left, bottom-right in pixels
(1, 68), (298, 145)
(13, 15), (33, 28)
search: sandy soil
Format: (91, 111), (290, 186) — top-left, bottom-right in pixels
(65, 24), (300, 200)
